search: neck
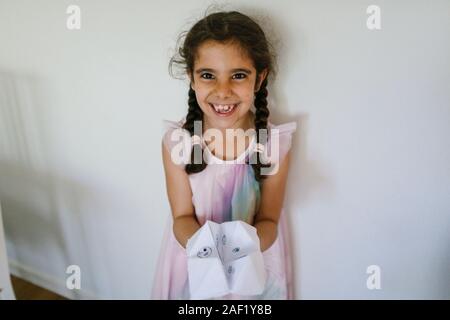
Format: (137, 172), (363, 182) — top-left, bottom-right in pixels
(203, 111), (255, 136)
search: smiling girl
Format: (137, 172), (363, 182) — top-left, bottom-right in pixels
(152, 10), (297, 300)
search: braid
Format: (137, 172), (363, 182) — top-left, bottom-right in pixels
(183, 87), (208, 174)
(249, 77), (272, 182)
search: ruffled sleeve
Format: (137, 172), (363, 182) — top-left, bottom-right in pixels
(162, 117), (191, 168)
(269, 121), (297, 164)
(259, 121), (297, 175)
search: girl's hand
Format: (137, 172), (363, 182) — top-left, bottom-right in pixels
(254, 218), (278, 252)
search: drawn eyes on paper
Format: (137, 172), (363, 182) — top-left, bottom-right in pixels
(197, 246), (212, 258)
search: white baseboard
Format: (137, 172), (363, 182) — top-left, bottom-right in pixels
(8, 260), (97, 300)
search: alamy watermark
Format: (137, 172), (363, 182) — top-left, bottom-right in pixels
(169, 120), (280, 175)
(66, 5), (81, 30)
(366, 264), (381, 290)
(66, 265), (81, 290)
(366, 5), (381, 30)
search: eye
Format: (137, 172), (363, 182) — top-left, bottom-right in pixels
(233, 73), (247, 80)
(200, 73), (247, 80)
(200, 73), (214, 80)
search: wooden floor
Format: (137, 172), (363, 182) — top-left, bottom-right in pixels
(10, 275), (67, 300)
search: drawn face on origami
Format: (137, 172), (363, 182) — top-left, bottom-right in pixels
(197, 246), (212, 258)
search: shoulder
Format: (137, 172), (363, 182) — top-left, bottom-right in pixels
(162, 117), (191, 168)
(267, 120), (297, 136)
(162, 117), (187, 136)
(265, 121), (297, 170)
(162, 117), (188, 149)
(267, 121), (297, 152)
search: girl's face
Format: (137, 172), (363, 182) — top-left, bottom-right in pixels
(189, 40), (267, 130)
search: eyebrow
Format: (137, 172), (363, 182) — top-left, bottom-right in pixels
(195, 68), (252, 74)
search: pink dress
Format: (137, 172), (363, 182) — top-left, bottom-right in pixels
(152, 116), (297, 300)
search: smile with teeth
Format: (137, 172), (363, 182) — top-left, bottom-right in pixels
(209, 103), (239, 114)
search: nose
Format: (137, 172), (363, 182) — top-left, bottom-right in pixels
(214, 79), (233, 99)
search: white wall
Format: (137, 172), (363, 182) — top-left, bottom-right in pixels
(0, 0), (449, 299)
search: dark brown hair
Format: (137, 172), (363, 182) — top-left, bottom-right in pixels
(169, 10), (276, 182)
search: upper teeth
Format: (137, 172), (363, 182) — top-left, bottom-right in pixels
(212, 104), (237, 112)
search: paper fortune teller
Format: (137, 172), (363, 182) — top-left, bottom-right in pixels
(185, 220), (267, 299)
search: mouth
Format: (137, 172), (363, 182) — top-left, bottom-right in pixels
(208, 103), (239, 117)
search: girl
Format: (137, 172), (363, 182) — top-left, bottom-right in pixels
(152, 10), (297, 299)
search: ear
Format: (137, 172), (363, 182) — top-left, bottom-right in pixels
(255, 69), (268, 92)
